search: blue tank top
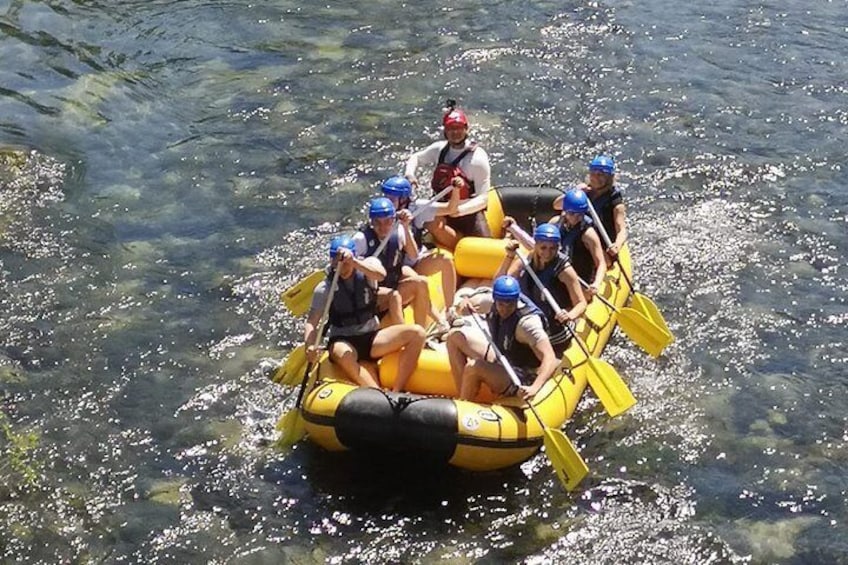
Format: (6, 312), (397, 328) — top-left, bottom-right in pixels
(589, 186), (623, 242)
(560, 216), (596, 282)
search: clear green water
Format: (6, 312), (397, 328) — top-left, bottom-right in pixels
(2, 1), (847, 562)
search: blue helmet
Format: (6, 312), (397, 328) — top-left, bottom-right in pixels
(492, 275), (521, 302)
(329, 235), (356, 258)
(589, 155), (615, 175)
(380, 176), (412, 199)
(368, 197), (396, 219)
(533, 223), (561, 244)
(562, 189), (589, 214)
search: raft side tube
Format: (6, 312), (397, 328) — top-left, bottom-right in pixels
(493, 187), (563, 234)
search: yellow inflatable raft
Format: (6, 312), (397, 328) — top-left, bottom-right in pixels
(299, 187), (633, 472)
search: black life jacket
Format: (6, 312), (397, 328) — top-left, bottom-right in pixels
(560, 216), (596, 282)
(327, 269), (377, 328)
(487, 294), (547, 369)
(431, 142), (477, 200)
(362, 225), (403, 289)
(589, 186), (623, 243)
(518, 253), (573, 347)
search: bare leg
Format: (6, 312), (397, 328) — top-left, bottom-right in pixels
(459, 361), (482, 400)
(377, 287), (404, 326)
(445, 326), (489, 395)
(424, 217), (459, 251)
(370, 324), (426, 392)
(415, 253), (456, 311)
(398, 276), (430, 327)
(469, 360), (512, 399)
(329, 341), (381, 388)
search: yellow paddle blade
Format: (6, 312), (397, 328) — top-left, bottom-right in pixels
(617, 307), (673, 358)
(276, 345), (307, 386)
(543, 428), (589, 492)
(276, 408), (305, 447)
(631, 293), (673, 342)
(281, 269), (324, 317)
(585, 356), (637, 418)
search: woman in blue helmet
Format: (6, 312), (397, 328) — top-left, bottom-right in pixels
(554, 189), (607, 298)
(554, 155), (627, 258)
(503, 192), (606, 301)
(494, 224), (586, 356)
(445, 275), (559, 401)
(304, 235), (425, 392)
(352, 196), (431, 327)
(379, 175), (460, 312)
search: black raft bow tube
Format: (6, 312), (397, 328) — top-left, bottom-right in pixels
(332, 389), (459, 463)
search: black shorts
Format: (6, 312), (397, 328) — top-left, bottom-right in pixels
(447, 211), (491, 238)
(328, 331), (378, 362)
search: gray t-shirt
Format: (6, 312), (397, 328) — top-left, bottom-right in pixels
(308, 275), (379, 338)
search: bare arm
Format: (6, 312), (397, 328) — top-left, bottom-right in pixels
(557, 266), (587, 322)
(454, 193), (488, 216)
(552, 194), (564, 211)
(303, 285), (328, 361)
(337, 248), (386, 282)
(429, 183), (462, 217)
(524, 337), (559, 400)
(494, 240), (521, 279)
(583, 229), (607, 290)
(355, 256), (386, 282)
(398, 216), (418, 262)
(610, 203), (627, 254)
(503, 217), (536, 249)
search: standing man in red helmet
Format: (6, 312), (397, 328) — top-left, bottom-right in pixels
(404, 101), (492, 250)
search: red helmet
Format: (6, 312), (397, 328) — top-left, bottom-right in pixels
(442, 109), (469, 129)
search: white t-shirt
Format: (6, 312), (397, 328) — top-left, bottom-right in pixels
(404, 140), (491, 203)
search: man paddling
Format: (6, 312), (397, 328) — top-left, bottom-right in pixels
(404, 101), (492, 250)
(445, 275), (559, 401)
(304, 236), (425, 392)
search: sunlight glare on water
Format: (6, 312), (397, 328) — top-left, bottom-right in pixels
(2, 0), (848, 562)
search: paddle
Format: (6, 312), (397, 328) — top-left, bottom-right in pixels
(514, 253), (636, 418)
(272, 343), (310, 386)
(277, 266), (341, 447)
(281, 269), (326, 318)
(576, 277), (671, 358)
(469, 314), (588, 491)
(584, 197), (674, 340)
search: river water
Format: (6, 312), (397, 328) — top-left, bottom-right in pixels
(1, 1), (846, 563)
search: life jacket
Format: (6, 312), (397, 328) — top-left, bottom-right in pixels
(487, 294), (547, 369)
(589, 186), (623, 243)
(327, 269), (377, 328)
(560, 216), (596, 283)
(518, 254), (573, 347)
(431, 142), (477, 200)
(362, 225), (403, 289)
